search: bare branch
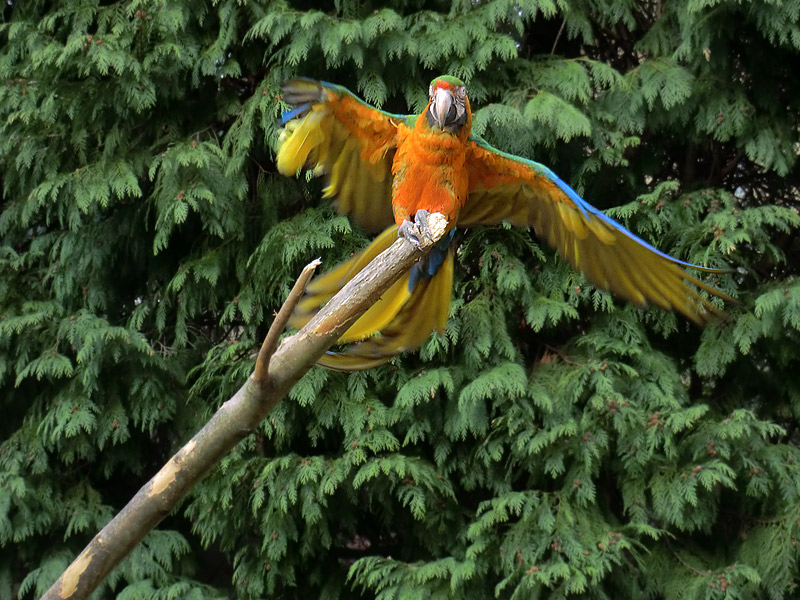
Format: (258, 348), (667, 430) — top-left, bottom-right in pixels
(41, 213), (450, 600)
(253, 258), (321, 383)
(551, 18), (567, 55)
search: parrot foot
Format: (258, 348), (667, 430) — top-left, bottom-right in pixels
(398, 210), (434, 248)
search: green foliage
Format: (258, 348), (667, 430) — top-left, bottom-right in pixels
(2, 1), (799, 599)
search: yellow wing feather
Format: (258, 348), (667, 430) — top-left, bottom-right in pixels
(277, 79), (400, 232)
(462, 140), (733, 323)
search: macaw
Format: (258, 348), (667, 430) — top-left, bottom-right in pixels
(276, 76), (732, 370)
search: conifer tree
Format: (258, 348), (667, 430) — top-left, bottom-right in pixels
(2, 1), (799, 599)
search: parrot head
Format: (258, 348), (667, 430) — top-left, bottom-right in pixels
(426, 75), (470, 133)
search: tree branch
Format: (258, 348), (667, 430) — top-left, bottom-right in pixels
(253, 258), (321, 383)
(551, 18), (566, 55)
(41, 214), (450, 600)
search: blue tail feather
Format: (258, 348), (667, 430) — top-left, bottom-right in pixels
(408, 231), (455, 292)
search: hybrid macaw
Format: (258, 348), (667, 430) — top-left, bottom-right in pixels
(277, 76), (731, 370)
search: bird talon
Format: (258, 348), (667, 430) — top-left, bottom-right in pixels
(398, 218), (424, 248)
(398, 210), (435, 249)
(414, 209), (435, 243)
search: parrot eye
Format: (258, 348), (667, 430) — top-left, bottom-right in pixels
(456, 86), (466, 98)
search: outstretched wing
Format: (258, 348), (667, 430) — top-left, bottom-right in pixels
(278, 78), (408, 232)
(460, 136), (733, 323)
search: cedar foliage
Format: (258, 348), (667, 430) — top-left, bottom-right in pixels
(2, 0), (799, 598)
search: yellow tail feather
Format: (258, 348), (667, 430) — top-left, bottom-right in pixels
(338, 275), (411, 344)
(289, 225), (407, 339)
(317, 249), (454, 371)
(289, 226), (455, 371)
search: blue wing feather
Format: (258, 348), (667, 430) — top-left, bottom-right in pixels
(280, 102), (313, 124)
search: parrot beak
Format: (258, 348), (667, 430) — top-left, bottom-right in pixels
(430, 87), (455, 130)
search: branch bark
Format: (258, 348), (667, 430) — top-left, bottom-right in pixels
(253, 258), (321, 383)
(41, 213), (450, 600)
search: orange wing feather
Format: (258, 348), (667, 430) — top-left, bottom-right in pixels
(277, 79), (403, 232)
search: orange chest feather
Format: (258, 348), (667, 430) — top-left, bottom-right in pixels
(390, 118), (469, 227)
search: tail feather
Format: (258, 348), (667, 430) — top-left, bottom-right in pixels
(318, 248), (454, 371)
(290, 226), (455, 371)
(288, 226), (402, 333)
(339, 275), (411, 344)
